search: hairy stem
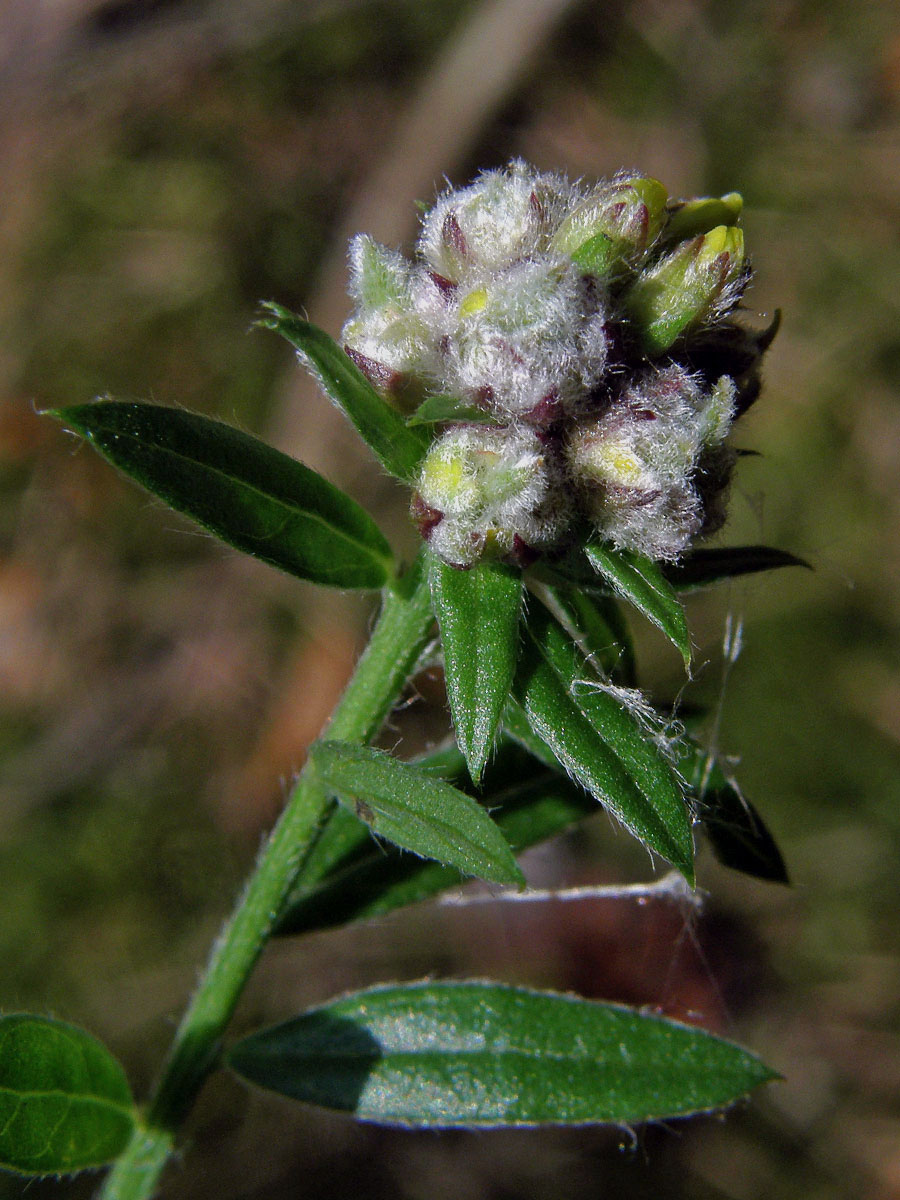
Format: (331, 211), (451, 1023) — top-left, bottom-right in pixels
(99, 554), (434, 1200)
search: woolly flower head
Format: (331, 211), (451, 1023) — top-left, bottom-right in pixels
(341, 160), (771, 568)
(417, 160), (575, 278)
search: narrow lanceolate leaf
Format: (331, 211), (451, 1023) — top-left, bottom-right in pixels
(663, 545), (811, 592)
(430, 553), (523, 783)
(501, 700), (565, 771)
(307, 741), (524, 887)
(276, 742), (594, 936)
(585, 540), (691, 668)
(514, 603), (693, 881)
(258, 303), (430, 482)
(676, 741), (789, 884)
(0, 1015), (136, 1176)
(52, 402), (394, 590)
(542, 583), (636, 686)
(278, 742), (474, 918)
(226, 982), (777, 1127)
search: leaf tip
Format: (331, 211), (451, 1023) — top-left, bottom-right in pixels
(466, 759), (487, 788)
(671, 832), (696, 887)
(254, 299), (298, 334)
(677, 858), (696, 890)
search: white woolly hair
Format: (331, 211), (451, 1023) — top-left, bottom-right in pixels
(442, 261), (608, 418)
(346, 234), (412, 311)
(417, 161), (578, 281)
(418, 425), (569, 567)
(341, 307), (438, 379)
(597, 484), (704, 562)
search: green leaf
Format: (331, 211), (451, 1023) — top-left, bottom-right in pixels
(501, 700), (566, 770)
(277, 741), (475, 920)
(677, 742), (789, 884)
(585, 540), (691, 667)
(226, 981), (777, 1127)
(258, 303), (430, 482)
(541, 584), (637, 686)
(276, 742), (594, 935)
(514, 602), (693, 881)
(407, 394), (498, 426)
(430, 553), (523, 783)
(663, 545), (810, 592)
(307, 741), (524, 886)
(52, 401), (394, 590)
(0, 1015), (136, 1177)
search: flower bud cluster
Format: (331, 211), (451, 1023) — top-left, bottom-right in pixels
(342, 161), (769, 568)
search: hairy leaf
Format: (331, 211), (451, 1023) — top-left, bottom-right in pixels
(0, 1015), (135, 1177)
(514, 602), (693, 881)
(52, 401), (394, 589)
(258, 304), (430, 482)
(501, 701), (566, 770)
(541, 583), (637, 685)
(227, 982), (777, 1127)
(585, 540), (691, 667)
(307, 741), (523, 886)
(430, 553), (523, 782)
(278, 742), (473, 923)
(276, 742), (594, 935)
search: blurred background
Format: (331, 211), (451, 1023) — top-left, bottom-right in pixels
(1, 0), (899, 1196)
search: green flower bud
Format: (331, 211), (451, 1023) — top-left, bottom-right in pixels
(623, 225), (747, 356)
(551, 175), (668, 279)
(662, 192), (743, 245)
(412, 426), (568, 567)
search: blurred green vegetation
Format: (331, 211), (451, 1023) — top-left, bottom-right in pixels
(1, 0), (899, 1196)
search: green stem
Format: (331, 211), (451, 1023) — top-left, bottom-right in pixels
(99, 555), (434, 1200)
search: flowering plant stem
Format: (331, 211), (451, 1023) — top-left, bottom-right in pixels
(99, 560), (435, 1200)
(2, 164), (790, 1190)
